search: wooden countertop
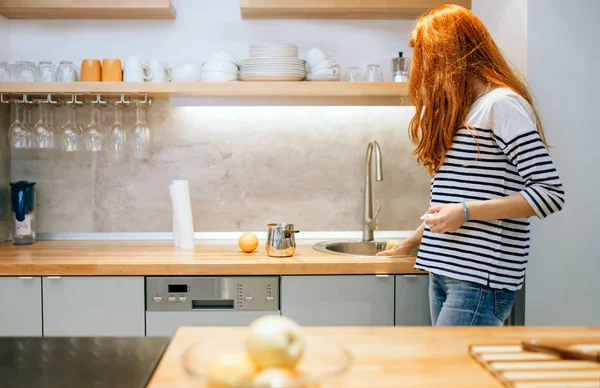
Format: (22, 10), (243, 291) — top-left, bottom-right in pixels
(0, 240), (419, 276)
(148, 326), (600, 388)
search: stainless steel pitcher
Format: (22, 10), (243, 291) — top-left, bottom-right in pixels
(266, 223), (300, 257)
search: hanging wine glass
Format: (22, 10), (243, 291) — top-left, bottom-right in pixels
(61, 104), (82, 152)
(9, 104), (32, 149)
(84, 105), (105, 152)
(128, 103), (151, 159)
(108, 105), (127, 161)
(33, 102), (55, 149)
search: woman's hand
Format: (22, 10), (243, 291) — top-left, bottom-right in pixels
(376, 240), (414, 256)
(424, 203), (466, 234)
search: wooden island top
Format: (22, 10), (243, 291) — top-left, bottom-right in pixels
(0, 240), (419, 276)
(148, 326), (600, 388)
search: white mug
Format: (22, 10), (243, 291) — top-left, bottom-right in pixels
(123, 56), (150, 82)
(147, 58), (171, 82)
(312, 67), (339, 75)
(311, 58), (338, 72)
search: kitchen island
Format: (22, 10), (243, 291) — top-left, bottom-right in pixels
(0, 240), (419, 275)
(149, 326), (600, 388)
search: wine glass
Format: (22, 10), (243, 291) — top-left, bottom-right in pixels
(33, 103), (55, 149)
(128, 104), (151, 159)
(61, 104), (82, 152)
(45, 105), (60, 139)
(9, 104), (32, 149)
(108, 106), (127, 161)
(84, 106), (105, 152)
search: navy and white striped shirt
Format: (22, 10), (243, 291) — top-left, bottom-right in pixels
(414, 88), (565, 291)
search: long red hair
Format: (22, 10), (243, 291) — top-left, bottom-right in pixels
(408, 4), (546, 176)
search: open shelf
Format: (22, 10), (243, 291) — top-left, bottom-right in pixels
(240, 0), (471, 19)
(0, 0), (176, 19)
(0, 82), (409, 99)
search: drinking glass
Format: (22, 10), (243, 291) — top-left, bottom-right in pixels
(84, 106), (105, 152)
(37, 61), (56, 82)
(33, 103), (55, 149)
(9, 104), (32, 149)
(22, 104), (33, 133)
(363, 64), (383, 82)
(11, 61), (37, 82)
(45, 105), (60, 137)
(56, 61), (78, 82)
(108, 106), (127, 161)
(61, 104), (82, 152)
(128, 104), (151, 159)
(0, 61), (10, 82)
(343, 66), (362, 82)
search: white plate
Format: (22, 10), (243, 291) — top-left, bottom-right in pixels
(250, 43), (298, 49)
(240, 75), (305, 82)
(240, 72), (306, 76)
(241, 66), (306, 71)
(243, 58), (305, 64)
(306, 75), (340, 81)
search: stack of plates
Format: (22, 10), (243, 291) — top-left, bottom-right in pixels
(240, 43), (306, 82)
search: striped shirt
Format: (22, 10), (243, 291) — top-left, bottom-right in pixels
(414, 88), (565, 291)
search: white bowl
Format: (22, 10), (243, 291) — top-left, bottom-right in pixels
(172, 62), (202, 82)
(200, 71), (238, 82)
(208, 50), (239, 66)
(202, 60), (239, 74)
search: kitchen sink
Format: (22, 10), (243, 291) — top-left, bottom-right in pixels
(313, 240), (414, 258)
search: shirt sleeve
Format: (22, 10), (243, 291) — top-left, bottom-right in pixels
(490, 93), (565, 219)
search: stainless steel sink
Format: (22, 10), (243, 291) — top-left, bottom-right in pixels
(313, 240), (414, 258)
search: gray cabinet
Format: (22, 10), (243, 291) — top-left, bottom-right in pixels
(395, 274), (431, 326)
(42, 276), (145, 337)
(281, 275), (394, 326)
(0, 276), (43, 336)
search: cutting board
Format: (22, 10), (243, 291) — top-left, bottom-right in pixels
(470, 339), (600, 388)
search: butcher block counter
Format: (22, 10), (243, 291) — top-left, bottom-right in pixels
(149, 326), (600, 388)
(0, 240), (419, 276)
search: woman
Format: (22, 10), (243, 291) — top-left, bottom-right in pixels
(378, 5), (565, 326)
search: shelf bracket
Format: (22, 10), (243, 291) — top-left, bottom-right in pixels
(44, 94), (58, 105)
(0, 94), (9, 104)
(136, 93), (151, 106)
(91, 94), (107, 106)
(115, 94), (130, 107)
(66, 94), (84, 106)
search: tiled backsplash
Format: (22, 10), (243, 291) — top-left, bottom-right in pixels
(11, 100), (430, 233)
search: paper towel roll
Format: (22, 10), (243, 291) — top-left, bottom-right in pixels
(169, 180), (195, 248)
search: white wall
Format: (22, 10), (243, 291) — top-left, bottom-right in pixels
(5, 0), (523, 80)
(526, 0), (600, 325)
(472, 0), (528, 76)
(0, 16), (9, 61)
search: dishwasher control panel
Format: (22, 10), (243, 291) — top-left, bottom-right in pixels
(146, 277), (279, 311)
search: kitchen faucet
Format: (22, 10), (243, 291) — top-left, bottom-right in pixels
(363, 141), (383, 241)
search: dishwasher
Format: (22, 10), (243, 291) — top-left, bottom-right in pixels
(145, 277), (280, 337)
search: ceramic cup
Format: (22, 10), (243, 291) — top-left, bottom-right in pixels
(311, 58), (338, 72)
(123, 56), (151, 82)
(101, 58), (123, 82)
(311, 67), (339, 75)
(147, 58), (171, 82)
(81, 59), (101, 82)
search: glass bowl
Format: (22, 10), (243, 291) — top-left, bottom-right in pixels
(182, 332), (352, 388)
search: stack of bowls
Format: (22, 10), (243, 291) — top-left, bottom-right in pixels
(305, 48), (340, 82)
(240, 43), (306, 82)
(200, 50), (239, 82)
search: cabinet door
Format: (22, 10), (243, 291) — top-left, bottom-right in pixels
(43, 276), (145, 337)
(0, 277), (42, 336)
(395, 274), (431, 326)
(146, 311), (280, 337)
(281, 275), (394, 326)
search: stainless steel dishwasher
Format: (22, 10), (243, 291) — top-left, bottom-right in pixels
(145, 277), (280, 337)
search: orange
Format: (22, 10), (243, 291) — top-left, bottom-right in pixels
(238, 232), (259, 253)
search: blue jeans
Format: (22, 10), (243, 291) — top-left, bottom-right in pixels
(429, 273), (517, 326)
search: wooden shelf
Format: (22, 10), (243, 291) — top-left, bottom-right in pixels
(0, 0), (176, 19)
(0, 82), (409, 99)
(240, 0), (471, 19)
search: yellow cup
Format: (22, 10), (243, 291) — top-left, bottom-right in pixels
(101, 58), (123, 82)
(81, 59), (101, 82)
